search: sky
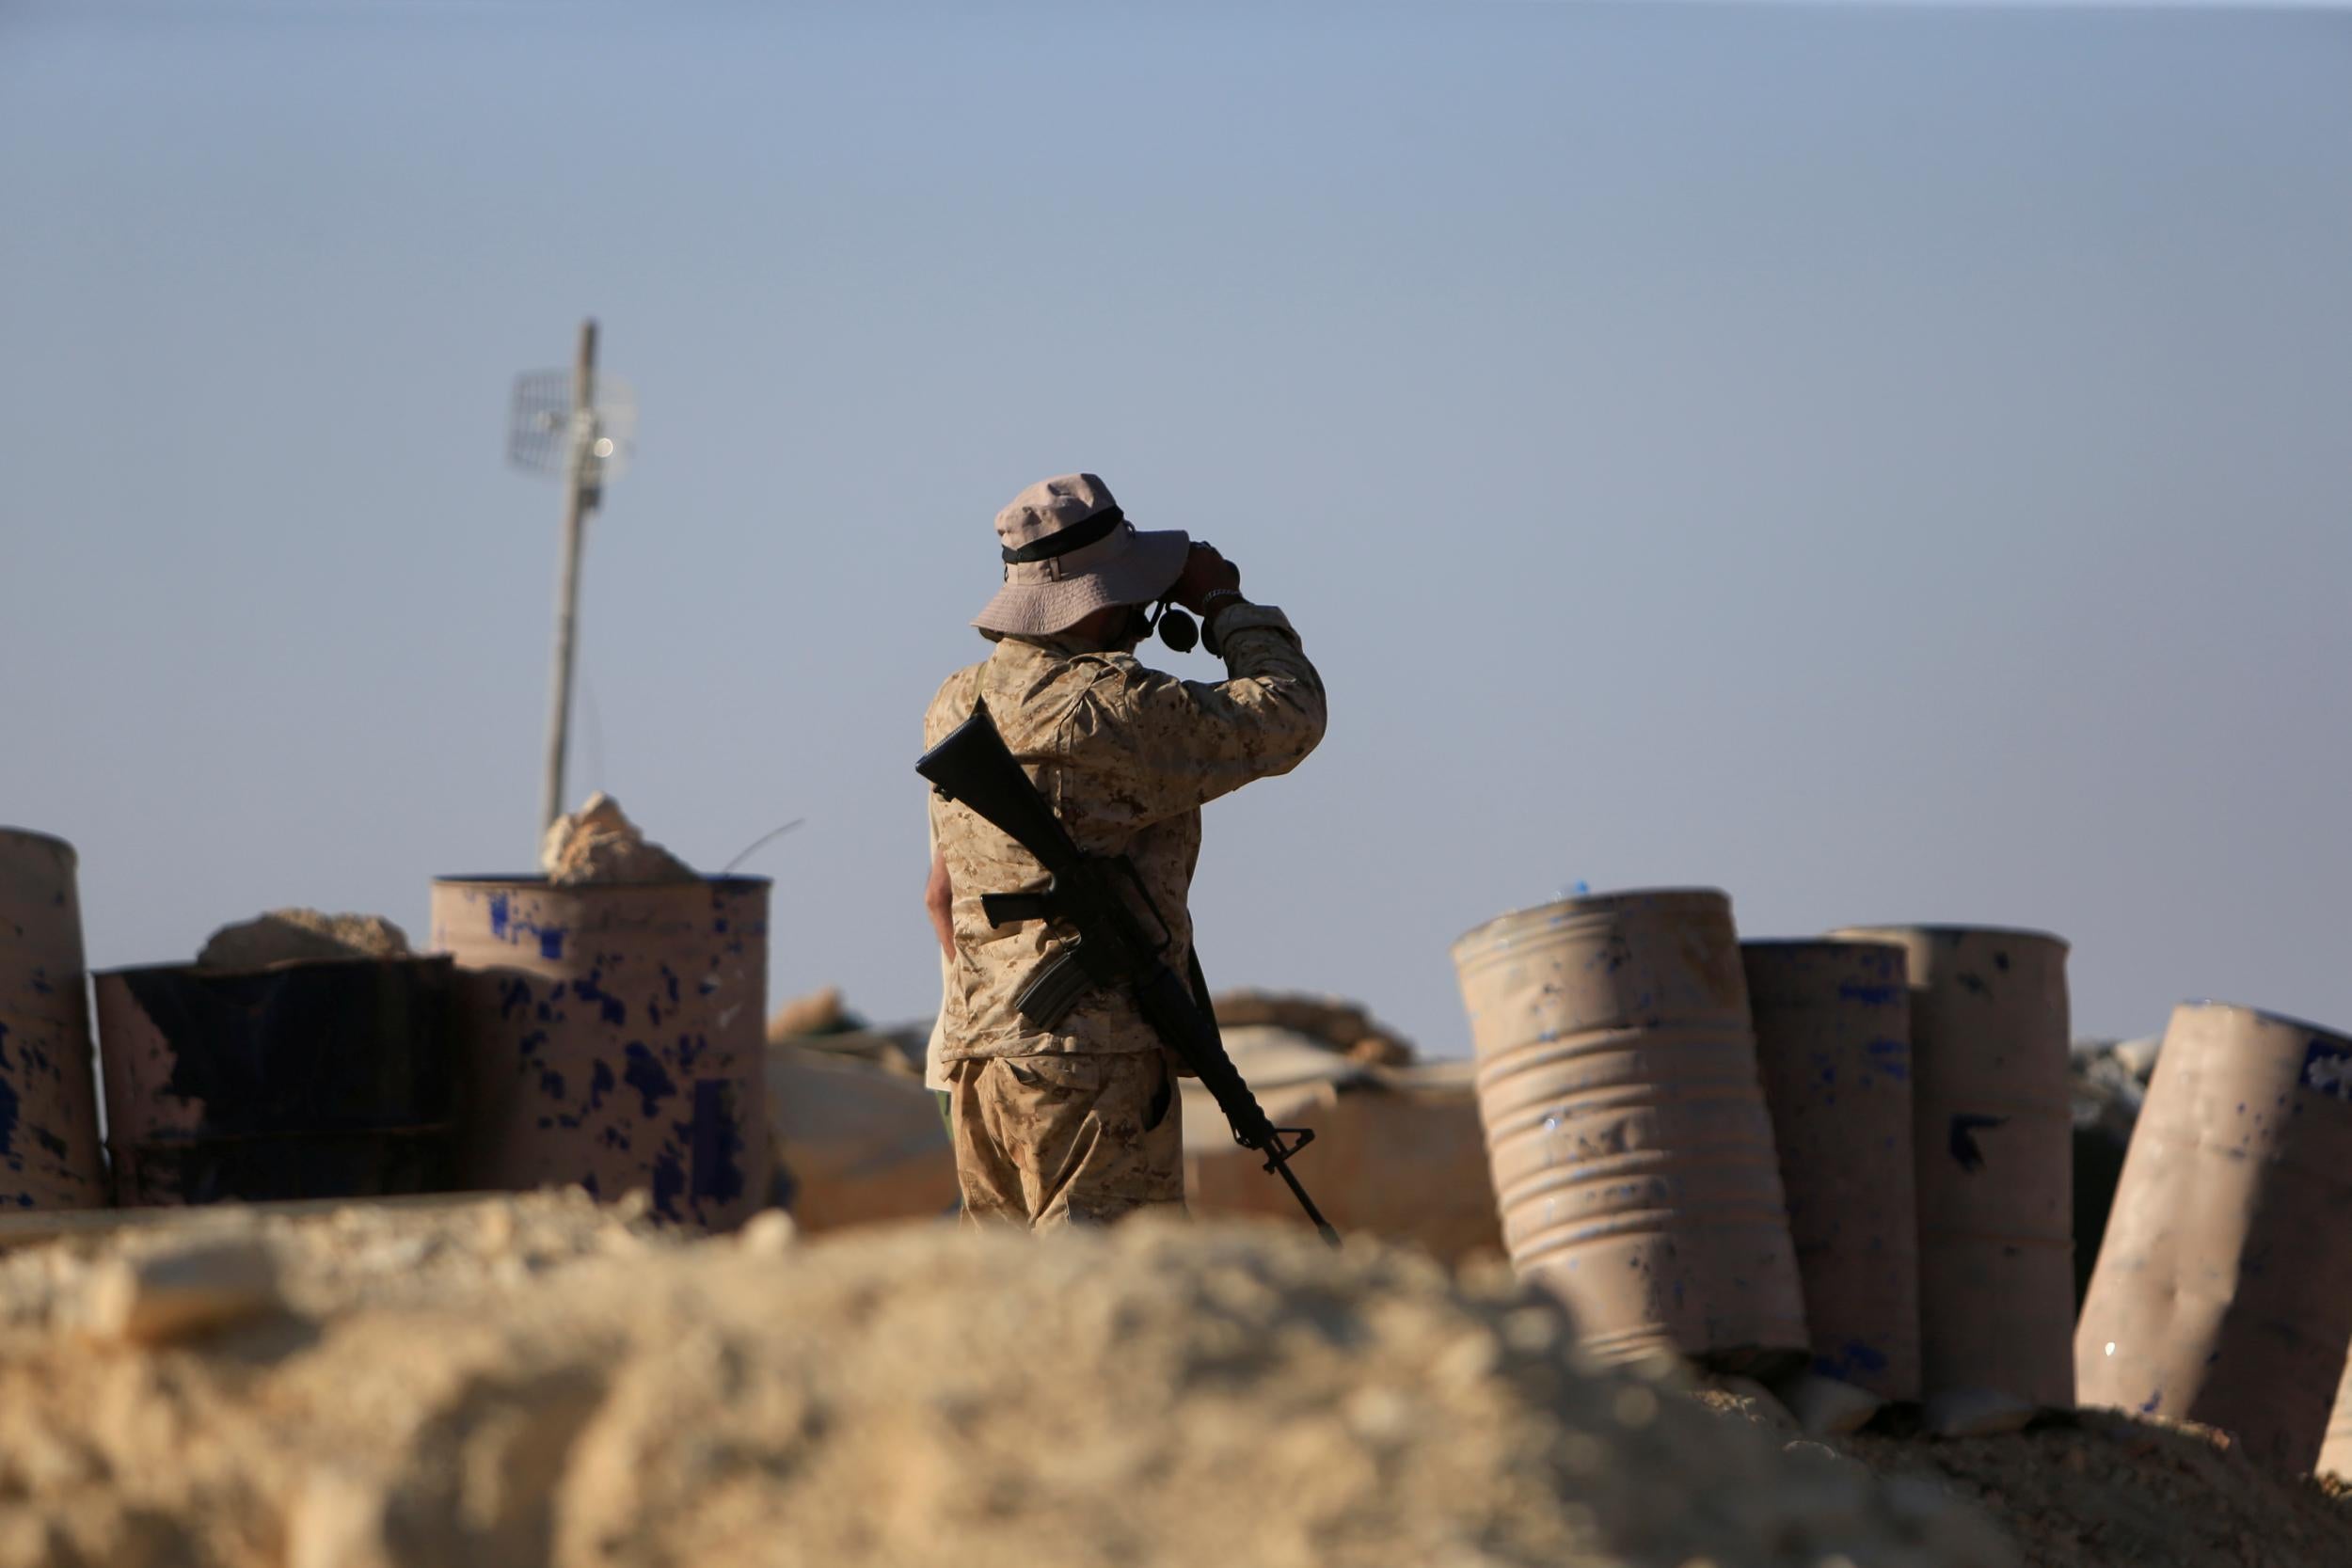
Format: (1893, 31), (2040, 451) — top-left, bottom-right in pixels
(4, 1), (2348, 1057)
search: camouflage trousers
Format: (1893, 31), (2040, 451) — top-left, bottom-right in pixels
(947, 1052), (1186, 1230)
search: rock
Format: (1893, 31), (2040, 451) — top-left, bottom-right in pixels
(1924, 1388), (2039, 1438)
(2109, 1034), (2164, 1082)
(197, 910), (411, 971)
(539, 793), (696, 886)
(72, 1239), (284, 1345)
(736, 1210), (796, 1257)
(1775, 1371), (1885, 1436)
(769, 987), (854, 1040)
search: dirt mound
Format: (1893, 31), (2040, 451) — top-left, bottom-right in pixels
(539, 793), (695, 886)
(0, 1204), (2010, 1568)
(1699, 1376), (2352, 1568)
(770, 984), (857, 1039)
(0, 1191), (671, 1334)
(195, 910), (411, 970)
(1213, 989), (1416, 1067)
(4, 1197), (2343, 1567)
(1848, 1413), (2352, 1567)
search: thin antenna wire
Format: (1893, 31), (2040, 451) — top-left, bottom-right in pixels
(722, 818), (806, 874)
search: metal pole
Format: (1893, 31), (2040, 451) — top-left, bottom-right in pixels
(539, 318), (597, 836)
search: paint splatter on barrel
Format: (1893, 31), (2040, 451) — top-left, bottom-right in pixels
(1832, 924), (2074, 1414)
(1453, 888), (1807, 1368)
(0, 829), (107, 1210)
(2079, 1001), (2352, 1470)
(1741, 939), (1921, 1401)
(430, 876), (771, 1231)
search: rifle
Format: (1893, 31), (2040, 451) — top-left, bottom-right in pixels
(917, 700), (1340, 1246)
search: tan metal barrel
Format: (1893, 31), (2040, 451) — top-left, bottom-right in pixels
(2321, 1342), (2352, 1481)
(430, 876), (772, 1230)
(1830, 925), (2073, 1411)
(0, 830), (107, 1210)
(1454, 889), (1807, 1366)
(2076, 1002), (2352, 1469)
(1740, 940), (1921, 1401)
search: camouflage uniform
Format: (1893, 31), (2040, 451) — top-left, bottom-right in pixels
(925, 602), (1327, 1229)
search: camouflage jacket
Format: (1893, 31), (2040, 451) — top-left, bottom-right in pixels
(924, 603), (1327, 1061)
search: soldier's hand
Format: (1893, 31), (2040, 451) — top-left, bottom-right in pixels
(1171, 543), (1242, 614)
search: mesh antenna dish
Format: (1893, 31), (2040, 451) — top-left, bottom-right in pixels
(506, 369), (636, 483)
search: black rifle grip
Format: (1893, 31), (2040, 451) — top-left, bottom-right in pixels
(980, 891), (1056, 927)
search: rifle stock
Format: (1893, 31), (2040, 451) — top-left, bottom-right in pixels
(917, 701), (1339, 1246)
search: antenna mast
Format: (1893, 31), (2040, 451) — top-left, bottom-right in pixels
(507, 319), (636, 839)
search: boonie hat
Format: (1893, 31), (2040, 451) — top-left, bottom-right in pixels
(972, 473), (1190, 638)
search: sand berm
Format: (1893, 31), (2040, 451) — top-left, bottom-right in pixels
(0, 1195), (2337, 1566)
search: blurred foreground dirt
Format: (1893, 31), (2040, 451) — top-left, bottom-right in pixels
(0, 1196), (2335, 1567)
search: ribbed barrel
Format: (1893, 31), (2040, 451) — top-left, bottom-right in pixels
(1740, 940), (1921, 1401)
(1831, 925), (2073, 1411)
(0, 830), (107, 1210)
(2321, 1344), (2352, 1481)
(95, 957), (459, 1206)
(1454, 889), (1807, 1366)
(430, 876), (771, 1231)
(2076, 1002), (2352, 1470)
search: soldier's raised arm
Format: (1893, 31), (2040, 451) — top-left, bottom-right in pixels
(1057, 544), (1327, 824)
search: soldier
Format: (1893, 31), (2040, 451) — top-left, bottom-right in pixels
(923, 473), (1327, 1229)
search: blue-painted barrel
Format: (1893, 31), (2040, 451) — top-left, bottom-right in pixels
(1832, 925), (2074, 1415)
(0, 830), (107, 1210)
(2077, 1002), (2352, 1470)
(1453, 889), (1808, 1367)
(94, 956), (460, 1205)
(429, 876), (771, 1230)
(1740, 940), (1921, 1401)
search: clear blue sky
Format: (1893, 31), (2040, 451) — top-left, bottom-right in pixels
(5, 2), (2348, 1055)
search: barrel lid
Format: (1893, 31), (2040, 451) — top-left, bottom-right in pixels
(2176, 997), (2352, 1044)
(0, 827), (78, 866)
(1454, 886), (1733, 955)
(1829, 922), (2070, 954)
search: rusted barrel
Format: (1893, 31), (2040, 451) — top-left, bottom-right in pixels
(1453, 889), (1808, 1367)
(1740, 940), (1921, 1401)
(94, 957), (460, 1205)
(430, 876), (771, 1230)
(1830, 925), (2073, 1415)
(0, 830), (107, 1210)
(2075, 1002), (2352, 1469)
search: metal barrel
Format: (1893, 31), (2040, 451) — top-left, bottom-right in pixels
(1740, 940), (1921, 1401)
(94, 956), (460, 1206)
(2075, 1001), (2352, 1469)
(1830, 925), (2074, 1410)
(2321, 1340), (2352, 1481)
(429, 876), (771, 1230)
(0, 830), (108, 1210)
(1453, 888), (1808, 1366)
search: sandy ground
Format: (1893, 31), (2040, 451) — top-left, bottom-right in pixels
(0, 1196), (2336, 1568)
